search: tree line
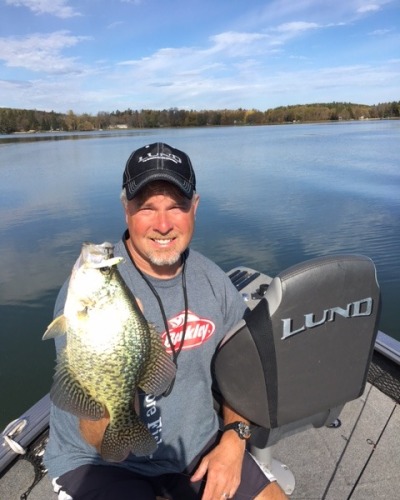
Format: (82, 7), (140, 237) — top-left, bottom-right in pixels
(0, 101), (399, 134)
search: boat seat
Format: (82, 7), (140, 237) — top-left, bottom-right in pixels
(213, 255), (380, 492)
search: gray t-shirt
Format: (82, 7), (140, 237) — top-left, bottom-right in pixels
(44, 238), (247, 478)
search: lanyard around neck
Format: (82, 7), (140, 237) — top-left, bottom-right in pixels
(123, 235), (188, 395)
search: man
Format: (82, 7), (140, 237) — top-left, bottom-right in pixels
(44, 142), (287, 499)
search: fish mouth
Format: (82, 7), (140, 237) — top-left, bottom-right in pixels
(79, 242), (124, 269)
(89, 256), (124, 269)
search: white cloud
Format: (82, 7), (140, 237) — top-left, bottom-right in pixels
(0, 31), (90, 74)
(210, 31), (270, 49)
(356, 0), (393, 14)
(107, 21), (125, 30)
(243, 0), (395, 29)
(275, 21), (320, 33)
(5, 0), (80, 18)
(117, 30), (281, 70)
(1, 0), (398, 113)
(369, 28), (391, 35)
(121, 0), (143, 4)
(62, 17), (398, 112)
(357, 4), (381, 13)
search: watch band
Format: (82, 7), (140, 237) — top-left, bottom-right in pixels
(223, 421), (252, 439)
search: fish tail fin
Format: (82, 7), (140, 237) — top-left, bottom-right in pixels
(101, 416), (157, 462)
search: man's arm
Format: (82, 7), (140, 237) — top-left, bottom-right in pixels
(190, 403), (247, 499)
(191, 403), (287, 500)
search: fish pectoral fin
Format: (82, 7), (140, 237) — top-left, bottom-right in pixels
(42, 315), (68, 340)
(50, 353), (105, 420)
(101, 416), (157, 462)
(138, 325), (177, 397)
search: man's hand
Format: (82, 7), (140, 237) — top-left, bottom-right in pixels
(191, 429), (246, 500)
(79, 411), (110, 453)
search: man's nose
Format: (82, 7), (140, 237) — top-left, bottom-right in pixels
(154, 211), (173, 233)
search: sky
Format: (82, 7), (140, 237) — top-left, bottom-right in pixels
(0, 0), (399, 114)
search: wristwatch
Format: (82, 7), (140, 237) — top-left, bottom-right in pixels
(223, 421), (252, 439)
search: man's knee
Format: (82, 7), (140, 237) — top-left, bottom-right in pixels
(255, 480), (288, 499)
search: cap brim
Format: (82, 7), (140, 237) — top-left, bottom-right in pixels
(125, 172), (194, 200)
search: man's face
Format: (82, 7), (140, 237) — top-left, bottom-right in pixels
(125, 182), (199, 277)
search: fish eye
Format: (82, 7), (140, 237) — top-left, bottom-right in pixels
(100, 266), (112, 275)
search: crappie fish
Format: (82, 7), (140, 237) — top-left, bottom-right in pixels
(43, 242), (176, 462)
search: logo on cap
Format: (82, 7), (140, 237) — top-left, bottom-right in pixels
(138, 152), (182, 165)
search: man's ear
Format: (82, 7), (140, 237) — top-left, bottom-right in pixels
(193, 194), (200, 216)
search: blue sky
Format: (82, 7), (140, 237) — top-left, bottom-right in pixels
(0, 0), (399, 114)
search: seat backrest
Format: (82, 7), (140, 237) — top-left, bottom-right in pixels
(213, 255), (381, 439)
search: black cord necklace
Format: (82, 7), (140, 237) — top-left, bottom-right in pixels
(123, 235), (188, 396)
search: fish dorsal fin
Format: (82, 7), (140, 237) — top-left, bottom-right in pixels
(42, 315), (68, 340)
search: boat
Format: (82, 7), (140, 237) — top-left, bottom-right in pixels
(1, 256), (399, 499)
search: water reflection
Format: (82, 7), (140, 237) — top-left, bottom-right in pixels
(0, 122), (399, 428)
(0, 129), (153, 145)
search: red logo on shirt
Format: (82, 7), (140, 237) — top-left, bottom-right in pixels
(161, 310), (215, 353)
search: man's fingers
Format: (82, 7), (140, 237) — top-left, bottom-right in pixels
(191, 457), (209, 483)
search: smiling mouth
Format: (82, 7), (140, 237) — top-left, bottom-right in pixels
(151, 238), (175, 246)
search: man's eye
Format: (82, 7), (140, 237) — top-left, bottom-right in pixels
(172, 204), (190, 212)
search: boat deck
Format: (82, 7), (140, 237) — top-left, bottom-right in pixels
(273, 382), (399, 499)
(1, 380), (398, 500)
(2, 266), (399, 499)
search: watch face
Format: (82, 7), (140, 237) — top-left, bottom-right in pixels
(224, 421), (252, 439)
(238, 422), (251, 439)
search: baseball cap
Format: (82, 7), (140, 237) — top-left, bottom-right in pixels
(122, 142), (196, 200)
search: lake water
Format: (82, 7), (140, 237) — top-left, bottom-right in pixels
(1, 120), (399, 429)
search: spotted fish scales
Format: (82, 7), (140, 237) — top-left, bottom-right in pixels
(43, 242), (176, 462)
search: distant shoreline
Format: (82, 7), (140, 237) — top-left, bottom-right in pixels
(1, 101), (399, 134)
(5, 116), (400, 136)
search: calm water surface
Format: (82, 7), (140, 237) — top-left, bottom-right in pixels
(1, 121), (399, 428)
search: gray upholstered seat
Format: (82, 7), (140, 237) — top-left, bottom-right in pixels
(214, 255), (380, 449)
